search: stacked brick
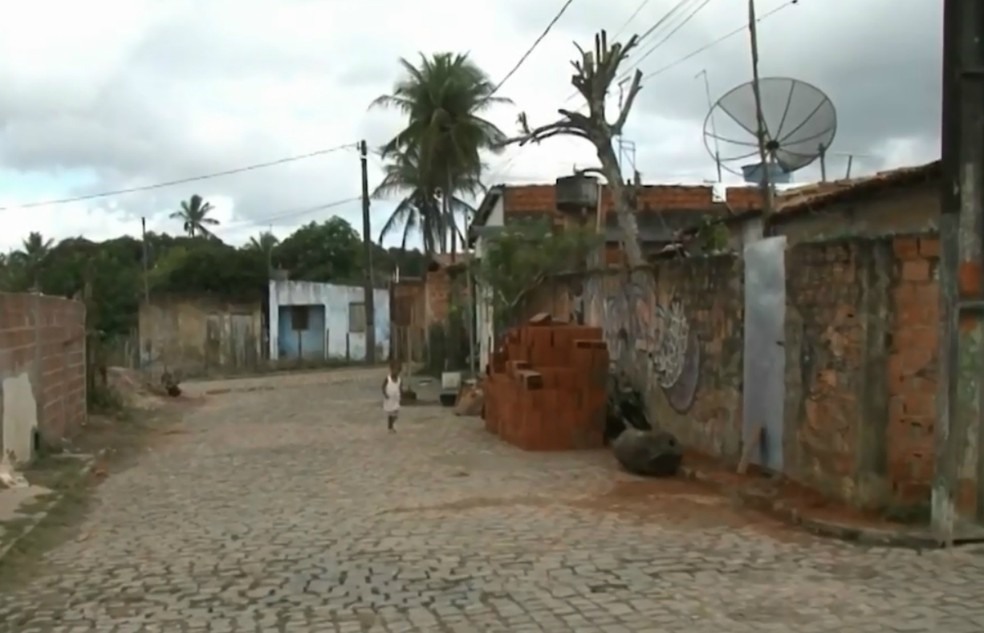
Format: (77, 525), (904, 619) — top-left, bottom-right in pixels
(483, 321), (609, 451)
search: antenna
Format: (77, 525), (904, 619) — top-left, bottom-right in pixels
(701, 76), (838, 185)
(695, 69), (722, 182)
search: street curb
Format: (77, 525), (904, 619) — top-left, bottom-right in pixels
(677, 464), (957, 550)
(0, 454), (96, 563)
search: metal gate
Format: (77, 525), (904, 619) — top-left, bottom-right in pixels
(742, 236), (787, 472)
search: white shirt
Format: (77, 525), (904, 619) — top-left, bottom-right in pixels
(383, 375), (401, 413)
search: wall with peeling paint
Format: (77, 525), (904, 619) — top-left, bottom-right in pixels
(139, 296), (263, 378)
(268, 281), (390, 363)
(0, 292), (86, 464)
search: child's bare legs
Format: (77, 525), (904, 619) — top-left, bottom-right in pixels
(387, 414), (397, 432)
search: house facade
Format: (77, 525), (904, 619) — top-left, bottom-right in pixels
(268, 280), (390, 363)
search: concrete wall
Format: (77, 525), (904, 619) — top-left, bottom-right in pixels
(268, 280), (390, 362)
(139, 297), (263, 378)
(0, 292), (86, 463)
(581, 256), (745, 462)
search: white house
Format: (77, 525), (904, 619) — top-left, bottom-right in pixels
(268, 280), (390, 363)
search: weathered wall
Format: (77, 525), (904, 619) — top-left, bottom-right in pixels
(772, 184), (939, 245)
(565, 228), (961, 513)
(0, 292), (86, 463)
(268, 280), (390, 363)
(582, 255), (745, 461)
(139, 296), (263, 378)
(783, 239), (893, 506)
(391, 279), (426, 363)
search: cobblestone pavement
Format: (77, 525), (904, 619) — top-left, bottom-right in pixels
(2, 369), (983, 632)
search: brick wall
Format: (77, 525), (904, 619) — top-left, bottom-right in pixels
(585, 255), (745, 461)
(887, 237), (943, 507)
(0, 292), (86, 461)
(782, 234), (958, 512)
(783, 240), (890, 504)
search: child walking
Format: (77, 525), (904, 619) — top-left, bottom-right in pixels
(381, 361), (402, 433)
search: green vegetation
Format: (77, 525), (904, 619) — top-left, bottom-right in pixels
(0, 194), (430, 343)
(371, 52), (509, 256)
(475, 220), (601, 333)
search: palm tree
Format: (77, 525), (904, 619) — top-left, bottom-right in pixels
(370, 52), (509, 255)
(246, 231), (279, 270)
(171, 194), (219, 237)
(11, 231), (54, 289)
(373, 148), (481, 254)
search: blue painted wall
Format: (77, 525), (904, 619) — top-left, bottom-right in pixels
(276, 304), (326, 360)
(268, 280), (390, 362)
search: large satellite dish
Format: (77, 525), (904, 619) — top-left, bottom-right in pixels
(702, 77), (837, 183)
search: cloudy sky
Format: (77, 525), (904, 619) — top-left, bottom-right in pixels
(0, 0), (941, 252)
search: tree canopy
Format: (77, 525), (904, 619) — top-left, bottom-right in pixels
(371, 52), (509, 255)
(0, 207), (429, 341)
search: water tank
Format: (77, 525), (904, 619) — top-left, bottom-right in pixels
(555, 175), (600, 215)
(741, 162), (791, 185)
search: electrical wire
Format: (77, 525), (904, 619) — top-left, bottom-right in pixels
(612, 0), (656, 40)
(615, 0), (715, 86)
(562, 0), (699, 104)
(215, 196), (363, 238)
(641, 0), (798, 82)
(0, 142), (358, 212)
(489, 0), (575, 96)
(634, 0), (702, 47)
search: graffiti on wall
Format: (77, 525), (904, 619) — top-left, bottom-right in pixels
(600, 279), (701, 413)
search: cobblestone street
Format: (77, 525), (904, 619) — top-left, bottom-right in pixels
(1, 369), (983, 632)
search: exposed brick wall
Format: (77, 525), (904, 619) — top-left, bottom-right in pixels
(0, 292), (86, 457)
(784, 240), (883, 504)
(782, 234), (954, 512)
(887, 236), (942, 507)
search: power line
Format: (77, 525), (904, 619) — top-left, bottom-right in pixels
(641, 0), (798, 82)
(489, 0), (575, 96)
(612, 0), (656, 40)
(616, 0), (715, 86)
(0, 142), (358, 212)
(635, 0), (702, 46)
(218, 196), (362, 233)
(563, 0), (698, 104)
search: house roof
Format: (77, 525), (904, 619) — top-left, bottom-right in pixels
(772, 159), (941, 219)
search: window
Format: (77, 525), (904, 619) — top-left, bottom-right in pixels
(348, 302), (366, 333)
(291, 306), (309, 331)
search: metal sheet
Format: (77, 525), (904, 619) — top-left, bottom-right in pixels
(742, 236), (787, 472)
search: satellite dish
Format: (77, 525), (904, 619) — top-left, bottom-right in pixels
(702, 77), (837, 183)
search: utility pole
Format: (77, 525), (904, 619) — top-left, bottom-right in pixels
(359, 140), (377, 364)
(934, 0), (984, 544)
(140, 217), (150, 305)
(747, 0), (775, 217)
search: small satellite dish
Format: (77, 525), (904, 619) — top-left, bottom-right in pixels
(702, 77), (837, 183)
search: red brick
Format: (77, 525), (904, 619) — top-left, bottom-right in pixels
(901, 259), (930, 282)
(892, 236), (920, 259)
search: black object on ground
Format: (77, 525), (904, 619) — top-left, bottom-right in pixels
(612, 427), (683, 477)
(604, 372), (651, 443)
